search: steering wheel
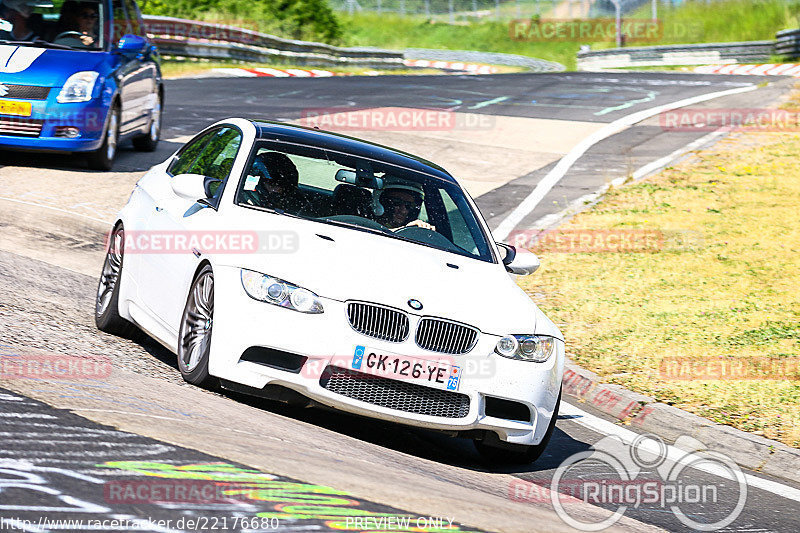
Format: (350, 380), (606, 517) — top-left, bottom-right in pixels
(54, 31), (85, 40)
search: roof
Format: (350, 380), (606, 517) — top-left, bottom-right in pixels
(252, 120), (457, 184)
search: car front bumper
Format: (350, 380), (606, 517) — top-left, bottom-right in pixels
(0, 98), (107, 153)
(208, 265), (564, 446)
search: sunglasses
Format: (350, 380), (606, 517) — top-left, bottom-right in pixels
(383, 196), (422, 211)
(78, 12), (99, 20)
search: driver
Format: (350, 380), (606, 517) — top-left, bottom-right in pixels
(0, 0), (39, 41)
(252, 152), (305, 213)
(55, 1), (98, 46)
(375, 178), (435, 231)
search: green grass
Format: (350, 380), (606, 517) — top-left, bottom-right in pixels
(335, 0), (800, 70)
(339, 13), (579, 69)
(626, 0), (800, 45)
(516, 130), (800, 447)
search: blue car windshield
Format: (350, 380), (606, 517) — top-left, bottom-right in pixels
(0, 0), (105, 50)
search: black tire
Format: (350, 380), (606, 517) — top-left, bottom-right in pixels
(95, 224), (136, 337)
(475, 388), (561, 465)
(177, 265), (218, 388)
(87, 104), (120, 171)
(132, 91), (161, 152)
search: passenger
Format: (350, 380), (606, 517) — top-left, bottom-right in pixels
(375, 179), (434, 231)
(0, 0), (39, 42)
(252, 152), (305, 212)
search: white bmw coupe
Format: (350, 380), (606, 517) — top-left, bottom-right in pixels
(95, 118), (564, 463)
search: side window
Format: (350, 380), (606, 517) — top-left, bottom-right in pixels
(188, 128), (242, 182)
(111, 0), (130, 43)
(168, 129), (217, 176)
(123, 0), (143, 35)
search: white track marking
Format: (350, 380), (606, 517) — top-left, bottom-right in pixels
(560, 401), (800, 503)
(68, 408), (193, 422)
(493, 84), (758, 241)
(0, 196), (109, 225)
(523, 128), (727, 232)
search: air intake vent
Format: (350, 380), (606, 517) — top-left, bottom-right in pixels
(0, 84), (50, 100)
(346, 301), (409, 343)
(320, 366), (470, 418)
(415, 318), (479, 354)
(0, 118), (43, 137)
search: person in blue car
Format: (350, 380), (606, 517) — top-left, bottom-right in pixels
(0, 0), (40, 41)
(53, 1), (100, 47)
(0, 0), (163, 171)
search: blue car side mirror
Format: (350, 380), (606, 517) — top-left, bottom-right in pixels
(116, 34), (147, 54)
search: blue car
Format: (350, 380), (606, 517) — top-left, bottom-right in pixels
(0, 0), (163, 170)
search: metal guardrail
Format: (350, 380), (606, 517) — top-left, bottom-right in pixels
(142, 15), (405, 68)
(577, 40), (775, 70)
(776, 28), (800, 59)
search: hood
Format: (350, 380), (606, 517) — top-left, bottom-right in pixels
(211, 208), (548, 336)
(0, 45), (108, 86)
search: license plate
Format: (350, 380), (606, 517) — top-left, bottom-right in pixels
(351, 345), (461, 391)
(0, 100), (32, 117)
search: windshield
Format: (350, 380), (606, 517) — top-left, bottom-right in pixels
(0, 0), (104, 50)
(235, 140), (495, 263)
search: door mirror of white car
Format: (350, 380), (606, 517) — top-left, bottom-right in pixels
(497, 242), (540, 275)
(171, 173), (208, 200)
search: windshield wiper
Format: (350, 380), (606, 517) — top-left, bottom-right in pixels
(316, 218), (394, 237)
(0, 39), (74, 50)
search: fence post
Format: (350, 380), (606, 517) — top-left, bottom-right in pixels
(449, 0), (454, 23)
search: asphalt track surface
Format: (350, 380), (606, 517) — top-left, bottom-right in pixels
(0, 71), (799, 532)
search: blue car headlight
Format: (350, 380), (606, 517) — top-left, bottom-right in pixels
(240, 269), (323, 314)
(495, 334), (556, 362)
(57, 71), (99, 103)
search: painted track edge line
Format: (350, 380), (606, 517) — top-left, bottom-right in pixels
(493, 84), (759, 241)
(560, 401), (800, 502)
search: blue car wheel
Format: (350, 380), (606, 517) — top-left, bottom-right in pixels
(87, 103), (119, 171)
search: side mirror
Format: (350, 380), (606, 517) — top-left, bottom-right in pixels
(497, 242), (540, 275)
(116, 34), (147, 54)
(171, 173), (207, 200)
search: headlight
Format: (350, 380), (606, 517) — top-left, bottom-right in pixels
(240, 269), (323, 314)
(57, 71), (100, 103)
(495, 334), (556, 362)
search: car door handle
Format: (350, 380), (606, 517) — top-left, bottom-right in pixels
(155, 206), (163, 212)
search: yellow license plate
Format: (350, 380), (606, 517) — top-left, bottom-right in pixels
(0, 100), (32, 117)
